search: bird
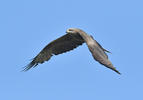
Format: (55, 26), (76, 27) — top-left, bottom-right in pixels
(23, 28), (120, 74)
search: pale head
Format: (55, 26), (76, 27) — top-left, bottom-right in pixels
(66, 28), (84, 34)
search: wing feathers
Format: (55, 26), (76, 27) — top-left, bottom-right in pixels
(22, 60), (38, 71)
(23, 33), (84, 71)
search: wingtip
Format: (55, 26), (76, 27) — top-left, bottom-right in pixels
(115, 70), (121, 75)
(104, 49), (112, 54)
(22, 61), (38, 72)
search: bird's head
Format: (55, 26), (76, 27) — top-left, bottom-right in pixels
(66, 28), (83, 34)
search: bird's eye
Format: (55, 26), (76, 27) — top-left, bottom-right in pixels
(68, 29), (73, 31)
(66, 28), (75, 33)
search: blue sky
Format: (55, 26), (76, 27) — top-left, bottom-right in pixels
(0, 0), (143, 100)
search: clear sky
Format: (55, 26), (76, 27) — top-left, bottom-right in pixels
(0, 0), (143, 100)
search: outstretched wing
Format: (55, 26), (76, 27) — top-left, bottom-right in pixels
(23, 33), (84, 71)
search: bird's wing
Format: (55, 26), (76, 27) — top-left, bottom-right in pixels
(23, 33), (84, 71)
(50, 33), (84, 55)
(88, 43), (120, 74)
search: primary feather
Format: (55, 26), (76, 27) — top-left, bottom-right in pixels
(23, 32), (84, 71)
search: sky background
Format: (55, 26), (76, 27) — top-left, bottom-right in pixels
(0, 0), (143, 100)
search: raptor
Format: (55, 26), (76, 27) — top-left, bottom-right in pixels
(23, 28), (120, 74)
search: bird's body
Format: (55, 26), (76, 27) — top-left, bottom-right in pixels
(87, 37), (120, 74)
(23, 28), (120, 74)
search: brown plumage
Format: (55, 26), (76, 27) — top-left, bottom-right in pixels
(23, 28), (120, 74)
(23, 32), (84, 71)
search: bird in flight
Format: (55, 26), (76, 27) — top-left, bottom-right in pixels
(23, 28), (120, 74)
